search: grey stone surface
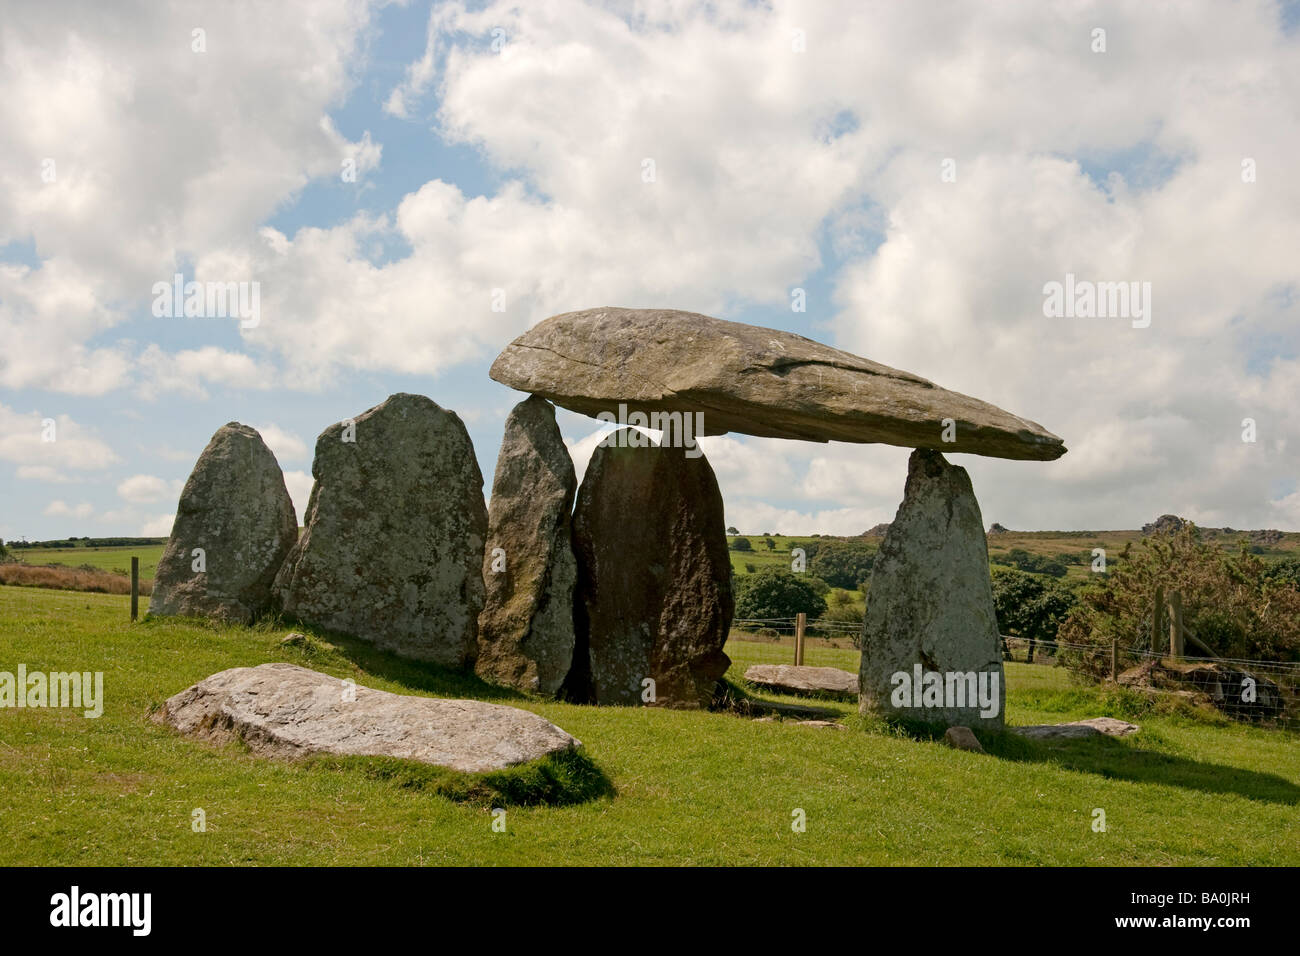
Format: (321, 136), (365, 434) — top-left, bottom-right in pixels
(1011, 717), (1140, 739)
(859, 449), (1006, 730)
(274, 394), (486, 668)
(150, 423), (297, 624)
(156, 663), (579, 774)
(744, 664), (859, 699)
(490, 307), (1065, 460)
(568, 430), (733, 707)
(476, 396), (578, 695)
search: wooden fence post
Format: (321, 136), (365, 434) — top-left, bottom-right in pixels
(1111, 638), (1118, 682)
(1151, 584), (1164, 657)
(794, 612), (806, 666)
(130, 556), (139, 622)
(1169, 590), (1184, 661)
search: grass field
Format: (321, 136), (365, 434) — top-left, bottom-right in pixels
(1, 583), (1296, 866)
(8, 544), (165, 580)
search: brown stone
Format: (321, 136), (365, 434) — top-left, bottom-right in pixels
(476, 396), (578, 695)
(566, 429), (733, 707)
(943, 726), (986, 753)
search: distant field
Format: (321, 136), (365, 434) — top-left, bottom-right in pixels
(727, 529), (1300, 586)
(6, 527), (1295, 596)
(11, 544), (165, 580)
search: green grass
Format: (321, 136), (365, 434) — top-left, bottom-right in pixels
(0, 584), (1297, 865)
(11, 544), (165, 580)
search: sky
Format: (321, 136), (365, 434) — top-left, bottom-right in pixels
(2, 0), (1298, 542)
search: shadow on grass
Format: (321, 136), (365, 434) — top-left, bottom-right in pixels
(307, 748), (615, 808)
(864, 715), (1300, 806)
(711, 677), (841, 719)
(987, 733), (1300, 806)
(266, 615), (533, 704)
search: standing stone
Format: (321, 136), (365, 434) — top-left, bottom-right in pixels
(859, 449), (1005, 730)
(150, 423), (297, 624)
(476, 396), (578, 695)
(567, 429), (733, 707)
(274, 394), (486, 668)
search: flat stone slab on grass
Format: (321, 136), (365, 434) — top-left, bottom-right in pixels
(744, 664), (858, 699)
(156, 663), (580, 774)
(1011, 717), (1140, 740)
(490, 307), (1065, 460)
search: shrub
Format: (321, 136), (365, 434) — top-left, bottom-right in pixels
(730, 537), (753, 552)
(818, 602), (865, 626)
(803, 575), (830, 596)
(830, 588), (856, 608)
(809, 541), (875, 589)
(734, 568), (827, 621)
(1057, 526), (1300, 680)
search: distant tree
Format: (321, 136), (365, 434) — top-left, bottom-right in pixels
(991, 568), (1076, 662)
(1003, 547), (1068, 578)
(734, 568), (827, 621)
(726, 526), (739, 535)
(809, 541), (875, 590)
(764, 537), (776, 550)
(730, 537), (753, 552)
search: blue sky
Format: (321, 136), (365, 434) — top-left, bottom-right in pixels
(2, 0), (1298, 542)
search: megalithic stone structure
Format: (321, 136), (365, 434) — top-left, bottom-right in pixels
(858, 449), (1005, 730)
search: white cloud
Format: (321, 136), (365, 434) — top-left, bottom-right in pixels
(43, 500), (93, 519)
(15, 465), (76, 483)
(723, 503), (888, 539)
(4, 0), (1298, 533)
(256, 423), (310, 465)
(116, 474), (182, 504)
(0, 0), (381, 393)
(282, 469), (315, 525)
(0, 404), (119, 470)
(140, 513), (175, 537)
(136, 346), (274, 400)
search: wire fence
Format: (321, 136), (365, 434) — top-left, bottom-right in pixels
(731, 617), (1300, 729)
